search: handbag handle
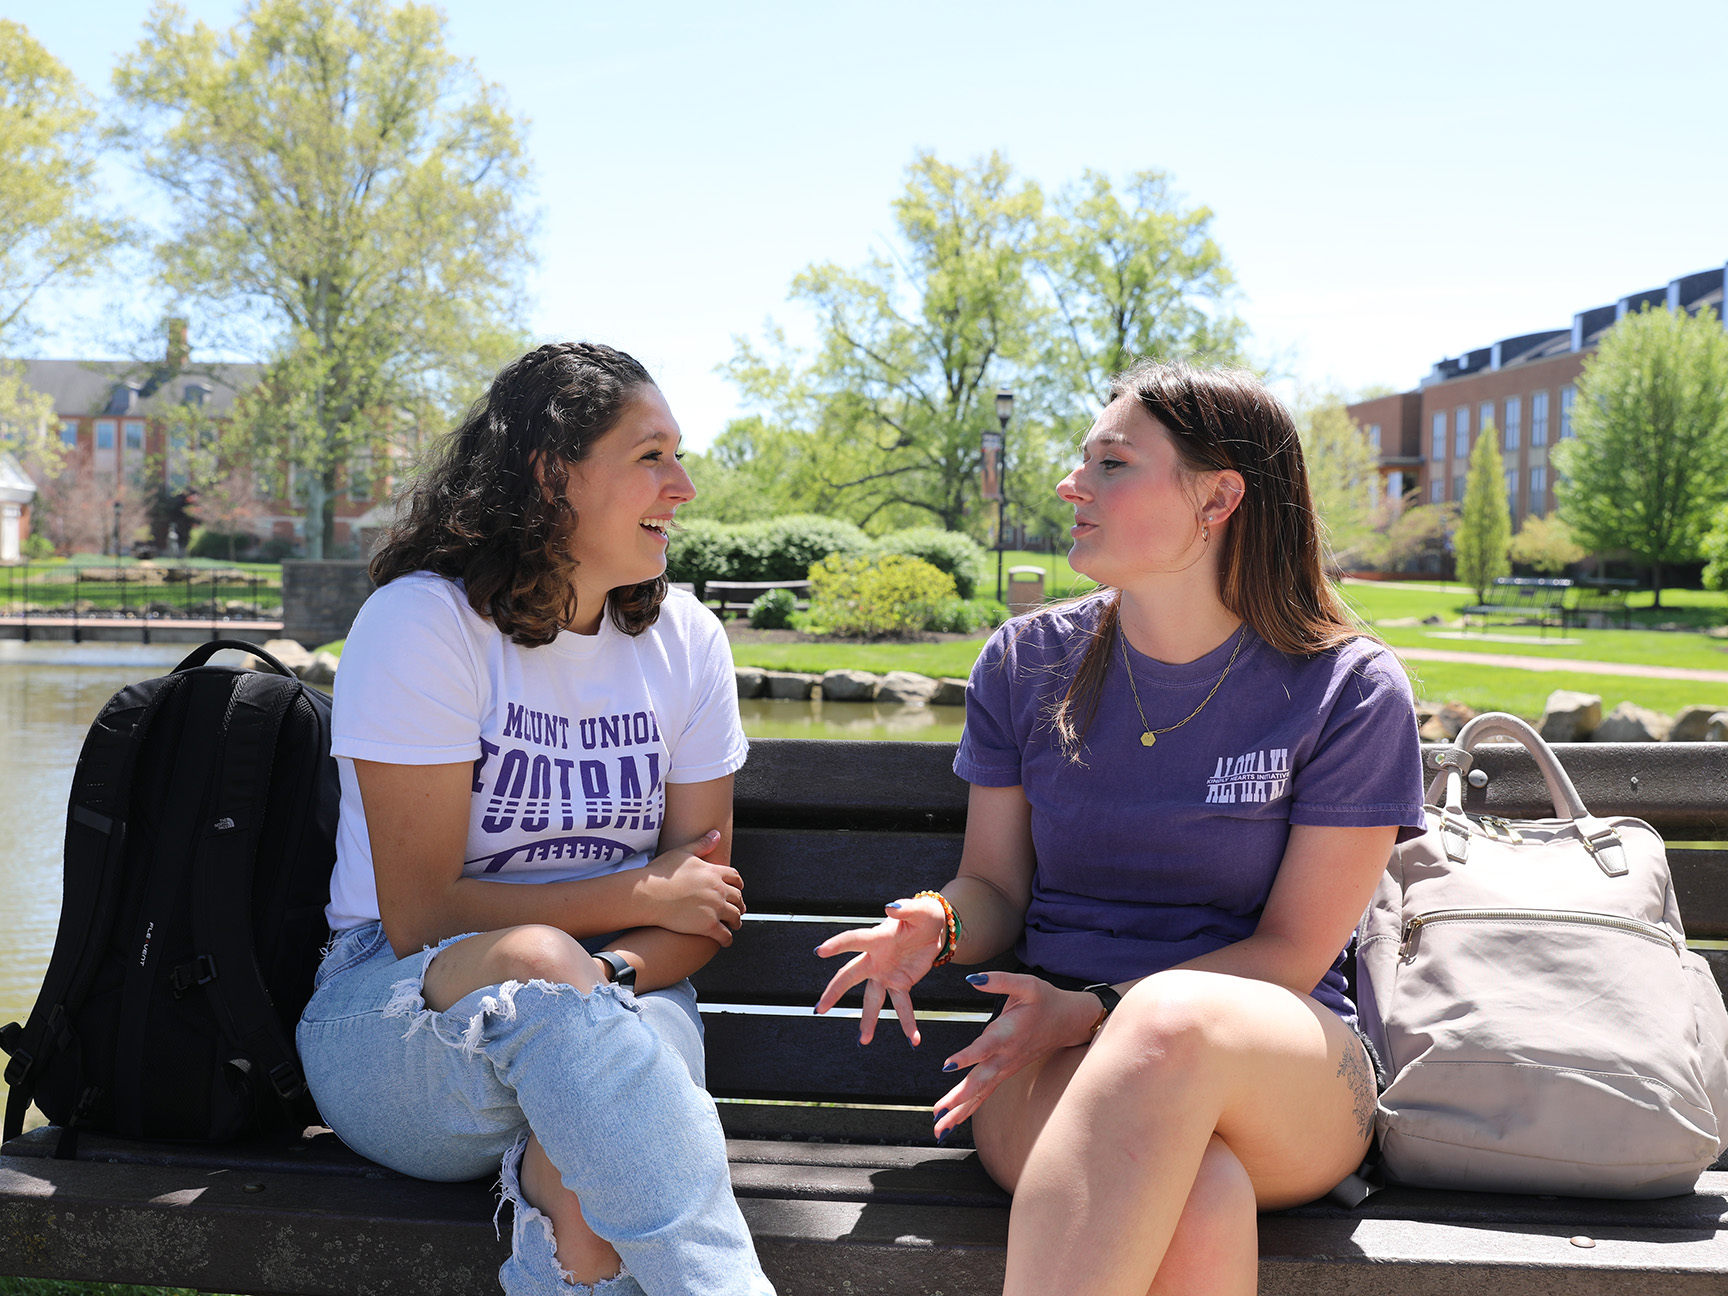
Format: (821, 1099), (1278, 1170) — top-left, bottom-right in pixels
(1435, 711), (1629, 877)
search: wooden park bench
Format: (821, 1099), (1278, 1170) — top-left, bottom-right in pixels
(703, 579), (812, 615)
(1564, 577), (1640, 631)
(1463, 576), (1573, 636)
(3, 737), (1726, 1294)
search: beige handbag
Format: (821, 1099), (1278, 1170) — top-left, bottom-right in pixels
(1356, 712), (1728, 1198)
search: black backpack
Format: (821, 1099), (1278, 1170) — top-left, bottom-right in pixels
(2, 640), (338, 1149)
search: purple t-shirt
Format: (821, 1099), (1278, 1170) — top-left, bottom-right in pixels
(953, 596), (1425, 1023)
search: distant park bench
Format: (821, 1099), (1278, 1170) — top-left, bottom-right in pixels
(1463, 575), (1571, 635)
(1564, 577), (1640, 630)
(703, 578), (812, 614)
(3, 737), (1727, 1293)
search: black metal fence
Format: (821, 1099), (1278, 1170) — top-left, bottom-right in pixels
(0, 562), (284, 643)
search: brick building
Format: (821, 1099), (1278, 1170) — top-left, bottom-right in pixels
(14, 323), (387, 557)
(1347, 265), (1726, 530)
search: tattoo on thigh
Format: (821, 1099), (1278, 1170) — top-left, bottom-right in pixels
(1337, 1038), (1375, 1141)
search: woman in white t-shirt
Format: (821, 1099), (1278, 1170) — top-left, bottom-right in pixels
(296, 343), (775, 1296)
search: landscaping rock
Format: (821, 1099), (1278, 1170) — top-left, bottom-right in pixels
(264, 638), (315, 672)
(1419, 702), (1473, 743)
(1591, 701), (1671, 743)
(1420, 614), (1443, 626)
(301, 650), (339, 688)
(822, 669), (880, 701)
(735, 667), (766, 699)
(1539, 690), (1602, 742)
(1670, 704), (1728, 742)
(934, 677), (968, 706)
(876, 670), (941, 706)
(764, 670), (821, 700)
(1707, 712), (1728, 742)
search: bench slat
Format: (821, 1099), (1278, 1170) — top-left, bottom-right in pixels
(736, 739), (968, 829)
(1461, 743), (1728, 839)
(733, 826), (965, 912)
(702, 1010), (977, 1104)
(697, 913), (1014, 1009)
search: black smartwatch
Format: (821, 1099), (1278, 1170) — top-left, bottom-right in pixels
(595, 950), (636, 990)
(1082, 982), (1121, 1040)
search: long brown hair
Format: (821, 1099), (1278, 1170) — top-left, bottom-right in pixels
(371, 342), (666, 645)
(1048, 360), (1368, 754)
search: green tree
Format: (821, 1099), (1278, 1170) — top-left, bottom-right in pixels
(722, 155), (1253, 541)
(1034, 168), (1248, 415)
(1455, 424), (1511, 603)
(1554, 306), (1728, 607)
(726, 151), (1041, 534)
(0, 19), (124, 351)
(114, 0), (532, 556)
(1508, 513), (1584, 575)
(1294, 390), (1380, 566)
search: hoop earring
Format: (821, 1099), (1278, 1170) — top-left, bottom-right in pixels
(1201, 516), (1211, 544)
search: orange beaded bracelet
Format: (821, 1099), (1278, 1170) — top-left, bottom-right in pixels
(914, 890), (963, 967)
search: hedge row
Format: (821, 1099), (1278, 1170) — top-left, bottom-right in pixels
(666, 516), (989, 600)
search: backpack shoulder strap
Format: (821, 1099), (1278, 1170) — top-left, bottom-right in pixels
(189, 670), (312, 1104)
(2, 676), (183, 1142)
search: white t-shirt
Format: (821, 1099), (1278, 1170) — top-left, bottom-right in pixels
(325, 572), (748, 931)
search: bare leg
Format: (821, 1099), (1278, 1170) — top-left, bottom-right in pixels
(974, 970), (1372, 1296)
(423, 926), (622, 1285)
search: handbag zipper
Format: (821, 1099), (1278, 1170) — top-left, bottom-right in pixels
(1399, 908), (1681, 960)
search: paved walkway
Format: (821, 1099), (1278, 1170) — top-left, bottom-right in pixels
(1394, 645), (1728, 684)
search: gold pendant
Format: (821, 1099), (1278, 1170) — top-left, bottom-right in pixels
(1141, 731), (1157, 747)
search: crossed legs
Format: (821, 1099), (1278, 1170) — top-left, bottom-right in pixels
(972, 969), (1374, 1296)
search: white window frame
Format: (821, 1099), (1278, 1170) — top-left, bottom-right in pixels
(1504, 397), (1521, 450)
(122, 419), (145, 451)
(1560, 385), (1576, 438)
(1530, 391), (1549, 447)
(59, 420), (78, 447)
(1529, 465), (1547, 515)
(1432, 412), (1447, 462)
(94, 419), (116, 451)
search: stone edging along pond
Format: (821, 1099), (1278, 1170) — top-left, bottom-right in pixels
(737, 666), (966, 706)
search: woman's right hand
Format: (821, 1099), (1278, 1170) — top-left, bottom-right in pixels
(636, 830), (745, 945)
(813, 894), (948, 1046)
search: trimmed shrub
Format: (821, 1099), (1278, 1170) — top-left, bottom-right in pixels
(870, 527), (988, 600)
(667, 515), (871, 592)
(665, 518), (733, 596)
(748, 586), (797, 629)
(808, 553), (958, 639)
(187, 527), (259, 560)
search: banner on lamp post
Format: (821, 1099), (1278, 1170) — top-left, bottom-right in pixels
(980, 431), (1003, 502)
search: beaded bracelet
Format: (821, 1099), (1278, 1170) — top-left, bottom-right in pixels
(914, 890), (963, 967)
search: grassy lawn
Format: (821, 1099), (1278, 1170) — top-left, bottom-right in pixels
(729, 639), (988, 678)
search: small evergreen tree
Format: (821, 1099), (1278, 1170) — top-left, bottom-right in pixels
(1456, 424), (1511, 603)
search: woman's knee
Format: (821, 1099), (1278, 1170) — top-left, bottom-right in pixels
(425, 925), (600, 1011)
(1101, 970), (1231, 1076)
(482, 925), (600, 991)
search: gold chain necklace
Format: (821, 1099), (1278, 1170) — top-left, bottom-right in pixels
(1119, 623), (1248, 747)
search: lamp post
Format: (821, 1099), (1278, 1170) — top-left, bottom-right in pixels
(112, 499), (122, 561)
(992, 388), (1013, 603)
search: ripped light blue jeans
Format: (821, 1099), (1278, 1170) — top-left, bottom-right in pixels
(296, 922), (775, 1296)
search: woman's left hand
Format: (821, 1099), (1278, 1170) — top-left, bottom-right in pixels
(932, 972), (1103, 1142)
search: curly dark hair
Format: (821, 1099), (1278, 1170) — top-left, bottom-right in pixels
(370, 342), (666, 645)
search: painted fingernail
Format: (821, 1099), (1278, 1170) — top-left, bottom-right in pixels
(936, 1129), (952, 1146)
(933, 1108), (949, 1123)
(885, 901), (902, 909)
(966, 973), (989, 985)
(942, 1061), (957, 1072)
(813, 946), (825, 956)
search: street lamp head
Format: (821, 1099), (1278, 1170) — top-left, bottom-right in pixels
(995, 389), (1014, 427)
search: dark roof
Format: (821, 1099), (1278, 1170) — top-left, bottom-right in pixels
(20, 358), (262, 419)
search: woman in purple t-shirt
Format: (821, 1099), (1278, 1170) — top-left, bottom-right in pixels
(816, 362), (1424, 1296)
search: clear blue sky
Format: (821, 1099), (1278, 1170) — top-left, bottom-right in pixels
(9, 0), (1727, 448)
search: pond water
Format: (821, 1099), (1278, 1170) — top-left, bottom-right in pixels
(0, 643), (961, 1120)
